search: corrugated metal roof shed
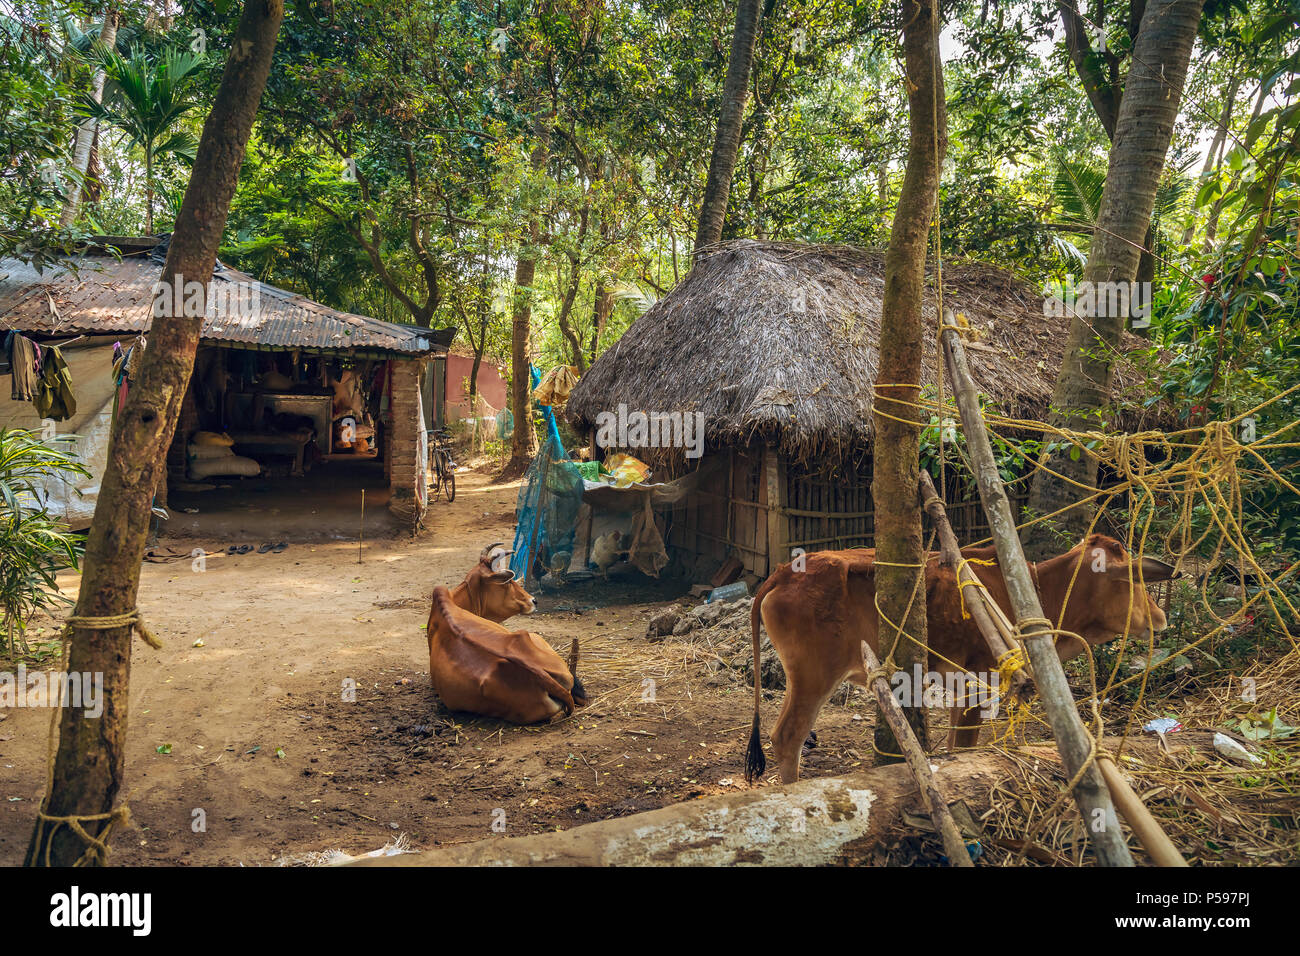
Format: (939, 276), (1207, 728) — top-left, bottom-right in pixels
(0, 245), (453, 357)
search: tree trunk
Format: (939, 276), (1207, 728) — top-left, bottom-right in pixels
(1205, 78), (1269, 248)
(1182, 71), (1241, 245)
(1058, 0), (1120, 139)
(1025, 0), (1205, 556)
(26, 0), (284, 868)
(589, 278), (613, 365)
(693, 0), (764, 252)
(145, 147), (154, 236)
(871, 0), (946, 761)
(60, 5), (118, 228)
(507, 131), (548, 471)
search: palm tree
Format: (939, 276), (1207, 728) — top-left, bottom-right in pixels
(82, 44), (204, 234)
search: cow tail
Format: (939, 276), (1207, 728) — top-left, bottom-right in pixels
(568, 639), (587, 704)
(745, 584), (769, 784)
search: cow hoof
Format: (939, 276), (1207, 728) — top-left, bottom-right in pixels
(803, 731), (817, 751)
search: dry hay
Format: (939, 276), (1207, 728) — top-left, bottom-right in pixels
(968, 649), (1300, 866)
(566, 239), (1160, 469)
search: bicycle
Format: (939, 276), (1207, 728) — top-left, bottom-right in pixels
(428, 427), (457, 502)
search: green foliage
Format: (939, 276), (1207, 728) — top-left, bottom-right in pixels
(82, 40), (206, 232)
(0, 429), (88, 659)
(0, 4), (90, 266)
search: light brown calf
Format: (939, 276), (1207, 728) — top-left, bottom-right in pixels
(746, 534), (1177, 784)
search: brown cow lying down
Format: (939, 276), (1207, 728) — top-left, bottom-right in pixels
(427, 549), (586, 724)
(451, 543), (537, 623)
(746, 534), (1177, 784)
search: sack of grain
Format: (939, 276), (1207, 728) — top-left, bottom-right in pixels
(193, 430), (235, 447)
(189, 455), (261, 479)
(188, 443), (235, 461)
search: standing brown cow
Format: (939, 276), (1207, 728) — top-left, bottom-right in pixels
(746, 534), (1177, 784)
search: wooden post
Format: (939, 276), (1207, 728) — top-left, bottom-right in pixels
(763, 443), (787, 576)
(1096, 755), (1188, 867)
(523, 443), (552, 589)
(917, 470), (1034, 701)
(859, 640), (974, 866)
(940, 310), (1134, 867)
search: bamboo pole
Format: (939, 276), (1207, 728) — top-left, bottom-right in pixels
(859, 639), (974, 866)
(939, 309), (1134, 867)
(917, 470), (1034, 701)
(1096, 755), (1188, 866)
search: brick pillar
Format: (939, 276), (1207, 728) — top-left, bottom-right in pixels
(386, 358), (425, 524)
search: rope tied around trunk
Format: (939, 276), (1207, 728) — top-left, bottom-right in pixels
(31, 609), (160, 866)
(63, 609), (162, 649)
(34, 805), (132, 868)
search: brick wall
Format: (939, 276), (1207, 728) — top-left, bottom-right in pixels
(386, 358), (426, 523)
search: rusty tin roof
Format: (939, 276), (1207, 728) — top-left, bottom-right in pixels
(0, 244), (451, 357)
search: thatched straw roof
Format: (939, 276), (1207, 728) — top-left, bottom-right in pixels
(567, 240), (1156, 466)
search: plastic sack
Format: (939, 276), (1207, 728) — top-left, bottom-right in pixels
(188, 443), (235, 461)
(189, 455), (261, 479)
(603, 452), (651, 488)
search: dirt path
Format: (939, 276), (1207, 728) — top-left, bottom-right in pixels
(0, 468), (875, 866)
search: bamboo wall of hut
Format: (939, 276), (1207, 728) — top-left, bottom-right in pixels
(663, 439), (1030, 578)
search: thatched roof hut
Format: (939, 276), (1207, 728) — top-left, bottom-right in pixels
(564, 239), (1158, 582)
(567, 239), (1151, 467)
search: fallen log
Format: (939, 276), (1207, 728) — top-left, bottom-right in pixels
(356, 734), (1211, 867)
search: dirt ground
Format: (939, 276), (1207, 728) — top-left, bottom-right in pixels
(0, 466), (877, 866)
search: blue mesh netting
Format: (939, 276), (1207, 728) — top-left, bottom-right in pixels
(509, 434), (584, 583)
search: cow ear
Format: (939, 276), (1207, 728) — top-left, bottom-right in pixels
(1139, 556), (1178, 582)
(1106, 555), (1178, 582)
(490, 569), (516, 582)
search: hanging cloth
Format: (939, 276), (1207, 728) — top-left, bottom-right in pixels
(533, 364), (581, 407)
(6, 331), (40, 401)
(33, 345), (77, 422)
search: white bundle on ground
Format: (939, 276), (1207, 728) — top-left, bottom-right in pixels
(275, 833), (415, 866)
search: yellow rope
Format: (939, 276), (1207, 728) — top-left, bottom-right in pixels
(954, 556), (999, 620)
